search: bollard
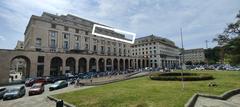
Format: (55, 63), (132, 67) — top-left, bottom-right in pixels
(56, 99), (64, 107)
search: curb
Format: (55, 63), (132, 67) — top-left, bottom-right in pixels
(47, 96), (76, 107)
(185, 88), (240, 107)
(82, 71), (149, 86)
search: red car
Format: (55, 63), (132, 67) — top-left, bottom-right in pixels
(25, 77), (46, 87)
(28, 83), (44, 96)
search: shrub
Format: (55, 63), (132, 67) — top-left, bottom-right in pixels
(149, 72), (214, 81)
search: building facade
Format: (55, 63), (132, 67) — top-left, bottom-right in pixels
(183, 48), (205, 64)
(0, 12), (142, 85)
(0, 12), (181, 85)
(131, 35), (180, 69)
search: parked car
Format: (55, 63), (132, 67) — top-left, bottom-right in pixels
(28, 83), (44, 96)
(0, 87), (7, 99)
(3, 86), (25, 100)
(25, 77), (46, 87)
(49, 80), (68, 91)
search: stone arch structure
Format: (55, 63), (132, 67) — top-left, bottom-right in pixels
(98, 58), (105, 72)
(10, 55), (31, 81)
(66, 57), (76, 74)
(79, 58), (87, 73)
(50, 57), (63, 76)
(89, 58), (97, 72)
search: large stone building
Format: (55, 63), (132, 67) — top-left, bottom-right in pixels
(0, 12), (141, 85)
(0, 12), (180, 85)
(131, 35), (180, 69)
(183, 48), (205, 64)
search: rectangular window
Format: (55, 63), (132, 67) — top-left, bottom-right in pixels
(108, 47), (110, 52)
(85, 37), (89, 42)
(51, 24), (56, 28)
(75, 43), (80, 49)
(63, 41), (68, 49)
(85, 44), (88, 50)
(36, 38), (41, 47)
(85, 31), (88, 35)
(119, 48), (122, 54)
(101, 46), (104, 51)
(75, 29), (79, 33)
(63, 33), (69, 39)
(50, 39), (56, 48)
(50, 31), (57, 38)
(75, 35), (79, 41)
(37, 56), (44, 63)
(94, 45), (97, 52)
(101, 40), (105, 45)
(64, 26), (68, 31)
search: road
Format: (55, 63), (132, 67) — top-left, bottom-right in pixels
(0, 82), (94, 107)
(0, 71), (147, 107)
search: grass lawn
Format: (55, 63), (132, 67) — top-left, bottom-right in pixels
(53, 70), (240, 107)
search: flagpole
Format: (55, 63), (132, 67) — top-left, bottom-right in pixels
(180, 28), (185, 90)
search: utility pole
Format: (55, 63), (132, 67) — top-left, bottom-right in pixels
(205, 40), (209, 49)
(180, 28), (185, 90)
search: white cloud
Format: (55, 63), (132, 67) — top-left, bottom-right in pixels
(0, 0), (239, 49)
(0, 36), (6, 41)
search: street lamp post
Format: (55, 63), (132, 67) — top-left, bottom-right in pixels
(180, 28), (185, 90)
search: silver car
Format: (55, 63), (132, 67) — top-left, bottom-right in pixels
(0, 87), (7, 99)
(3, 86), (25, 100)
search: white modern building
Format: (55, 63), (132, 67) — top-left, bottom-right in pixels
(131, 35), (181, 69)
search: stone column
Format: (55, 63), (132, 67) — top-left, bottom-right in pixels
(128, 60), (130, 69)
(30, 56), (37, 78)
(123, 59), (125, 71)
(86, 59), (89, 72)
(111, 59), (114, 71)
(75, 58), (79, 74)
(118, 59), (120, 71)
(96, 59), (99, 72)
(62, 58), (66, 75)
(44, 57), (50, 76)
(104, 58), (106, 71)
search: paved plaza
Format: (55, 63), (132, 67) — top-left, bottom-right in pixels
(194, 94), (240, 107)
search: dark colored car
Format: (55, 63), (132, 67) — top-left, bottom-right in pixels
(25, 77), (46, 87)
(49, 80), (68, 91)
(0, 87), (7, 99)
(46, 76), (67, 83)
(28, 83), (44, 96)
(3, 86), (25, 100)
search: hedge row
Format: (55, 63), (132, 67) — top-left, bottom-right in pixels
(149, 72), (214, 81)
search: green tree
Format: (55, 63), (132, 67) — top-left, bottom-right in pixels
(213, 10), (240, 65)
(204, 47), (221, 64)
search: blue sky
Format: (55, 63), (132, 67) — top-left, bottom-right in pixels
(0, 0), (239, 49)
